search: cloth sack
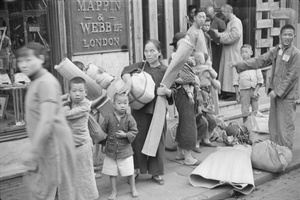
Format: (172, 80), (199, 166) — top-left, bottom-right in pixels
(248, 110), (269, 134)
(115, 64), (155, 110)
(85, 63), (115, 89)
(165, 117), (178, 151)
(88, 113), (107, 144)
(251, 140), (292, 173)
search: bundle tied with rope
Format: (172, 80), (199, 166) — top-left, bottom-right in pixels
(224, 121), (252, 146)
(115, 61), (156, 110)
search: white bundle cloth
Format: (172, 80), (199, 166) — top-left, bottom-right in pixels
(189, 145), (255, 195)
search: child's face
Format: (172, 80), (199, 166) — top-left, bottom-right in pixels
(240, 47), (252, 60)
(114, 95), (129, 114)
(202, 21), (211, 32)
(69, 83), (87, 104)
(17, 49), (44, 77)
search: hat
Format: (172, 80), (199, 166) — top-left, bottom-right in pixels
(169, 32), (186, 46)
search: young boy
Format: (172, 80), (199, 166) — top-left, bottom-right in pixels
(63, 77), (99, 200)
(101, 92), (139, 200)
(233, 44), (264, 123)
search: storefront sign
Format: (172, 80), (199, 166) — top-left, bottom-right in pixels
(70, 0), (128, 55)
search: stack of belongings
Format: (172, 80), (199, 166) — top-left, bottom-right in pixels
(189, 145), (255, 195)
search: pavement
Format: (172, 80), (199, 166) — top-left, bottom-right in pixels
(1, 105), (300, 200)
(93, 105), (300, 200)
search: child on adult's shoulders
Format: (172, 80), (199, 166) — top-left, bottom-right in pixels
(101, 92), (139, 200)
(233, 44), (263, 123)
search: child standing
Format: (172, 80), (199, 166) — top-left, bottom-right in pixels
(63, 77), (99, 200)
(233, 44), (264, 123)
(101, 93), (139, 200)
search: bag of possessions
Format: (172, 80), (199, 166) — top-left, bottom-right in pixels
(244, 111), (270, 143)
(223, 121), (251, 146)
(115, 62), (155, 110)
(248, 110), (269, 133)
(88, 113), (107, 144)
(165, 117), (178, 151)
(85, 63), (115, 89)
(251, 140), (292, 173)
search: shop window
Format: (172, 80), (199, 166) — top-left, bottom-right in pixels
(0, 0), (49, 137)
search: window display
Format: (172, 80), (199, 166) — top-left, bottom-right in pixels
(0, 0), (49, 135)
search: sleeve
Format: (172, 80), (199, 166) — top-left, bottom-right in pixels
(274, 53), (300, 97)
(186, 29), (197, 49)
(64, 101), (91, 120)
(218, 18), (227, 32)
(126, 115), (138, 143)
(235, 49), (275, 73)
(220, 26), (241, 44)
(121, 62), (143, 77)
(100, 116), (109, 134)
(232, 70), (240, 87)
(38, 80), (59, 104)
(256, 69), (264, 85)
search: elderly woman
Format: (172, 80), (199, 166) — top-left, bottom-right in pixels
(16, 42), (76, 200)
(118, 39), (173, 185)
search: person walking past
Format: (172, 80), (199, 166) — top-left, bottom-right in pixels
(17, 42), (76, 200)
(101, 93), (139, 200)
(233, 44), (263, 123)
(232, 24), (300, 150)
(213, 4), (243, 99)
(63, 77), (99, 200)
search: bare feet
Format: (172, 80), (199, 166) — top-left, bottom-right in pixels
(131, 187), (139, 198)
(108, 191), (117, 200)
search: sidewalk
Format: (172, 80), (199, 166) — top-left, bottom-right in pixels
(1, 107), (299, 200)
(95, 106), (300, 200)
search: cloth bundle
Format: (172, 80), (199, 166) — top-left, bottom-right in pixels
(251, 140), (292, 173)
(85, 63), (115, 90)
(189, 145), (255, 195)
(115, 68), (155, 110)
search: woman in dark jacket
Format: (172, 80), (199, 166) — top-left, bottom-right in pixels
(118, 39), (173, 185)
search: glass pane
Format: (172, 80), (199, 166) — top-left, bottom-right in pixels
(1, 0), (49, 135)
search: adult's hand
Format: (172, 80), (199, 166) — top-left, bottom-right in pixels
(268, 90), (277, 98)
(157, 83), (171, 97)
(117, 74), (132, 95)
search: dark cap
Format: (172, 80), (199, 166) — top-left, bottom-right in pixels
(169, 32), (186, 46)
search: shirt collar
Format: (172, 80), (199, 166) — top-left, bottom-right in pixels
(113, 110), (126, 119)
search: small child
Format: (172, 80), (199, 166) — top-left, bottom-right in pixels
(233, 44), (263, 123)
(101, 92), (139, 200)
(63, 77), (99, 200)
(194, 51), (221, 147)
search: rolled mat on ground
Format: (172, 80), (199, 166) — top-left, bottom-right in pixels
(142, 37), (193, 157)
(189, 145), (255, 195)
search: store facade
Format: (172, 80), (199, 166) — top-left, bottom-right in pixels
(0, 0), (299, 183)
